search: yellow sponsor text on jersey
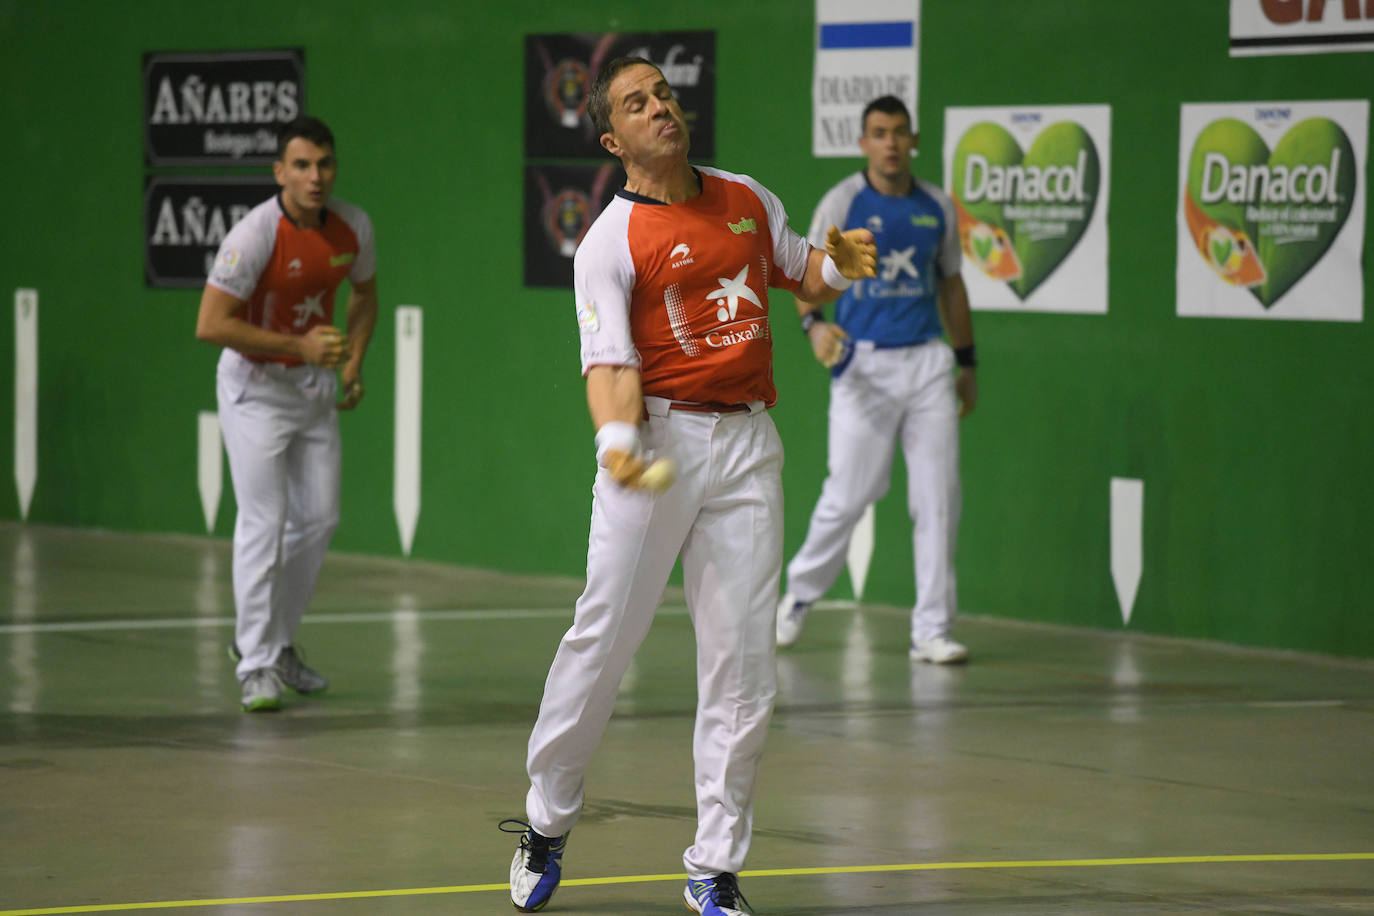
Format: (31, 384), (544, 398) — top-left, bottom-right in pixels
(330, 252), (355, 267)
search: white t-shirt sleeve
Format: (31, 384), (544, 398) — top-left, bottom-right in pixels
(919, 178), (962, 279)
(807, 174), (862, 249)
(206, 199), (277, 301)
(714, 170), (810, 286)
(575, 201), (639, 375)
(330, 198), (377, 283)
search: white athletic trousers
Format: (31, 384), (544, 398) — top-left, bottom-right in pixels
(216, 349), (341, 680)
(526, 398), (783, 879)
(785, 339), (960, 643)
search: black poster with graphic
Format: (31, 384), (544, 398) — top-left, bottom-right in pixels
(523, 163), (622, 288)
(525, 31), (715, 160)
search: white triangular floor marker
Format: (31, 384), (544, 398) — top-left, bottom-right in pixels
(847, 502), (875, 600)
(1110, 477), (1143, 626)
(196, 412), (222, 534)
(14, 289), (37, 520)
(394, 307), (423, 556)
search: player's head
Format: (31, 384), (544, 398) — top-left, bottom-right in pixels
(859, 96), (917, 182)
(590, 57), (690, 165)
(273, 116), (337, 219)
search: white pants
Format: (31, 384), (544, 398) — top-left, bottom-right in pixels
(785, 339), (961, 643)
(525, 399), (783, 879)
(216, 349), (340, 680)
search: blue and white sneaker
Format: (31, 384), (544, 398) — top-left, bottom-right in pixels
(684, 873), (751, 916)
(500, 819), (567, 912)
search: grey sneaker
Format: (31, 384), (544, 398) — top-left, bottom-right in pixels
(910, 636), (969, 664)
(240, 668), (283, 712)
(274, 646), (328, 694)
(230, 643), (328, 694)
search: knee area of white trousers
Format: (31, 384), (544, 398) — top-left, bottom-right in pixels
(292, 512), (340, 539)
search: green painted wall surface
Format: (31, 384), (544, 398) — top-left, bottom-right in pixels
(0, 1), (1370, 656)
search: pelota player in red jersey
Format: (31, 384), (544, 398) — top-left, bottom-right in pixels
(502, 57), (875, 916)
(196, 116), (378, 713)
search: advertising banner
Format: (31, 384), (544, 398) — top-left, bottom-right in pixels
(525, 32), (715, 160)
(1176, 100), (1367, 321)
(524, 163), (622, 288)
(145, 176), (278, 288)
(943, 104), (1112, 313)
(143, 50), (305, 166)
(1230, 1), (1374, 56)
(813, 0), (920, 158)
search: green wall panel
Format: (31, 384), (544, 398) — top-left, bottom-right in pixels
(0, 1), (1369, 657)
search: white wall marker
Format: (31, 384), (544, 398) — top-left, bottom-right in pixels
(14, 289), (37, 520)
(847, 502), (876, 600)
(1111, 477), (1144, 626)
(197, 411), (222, 534)
(394, 306), (423, 556)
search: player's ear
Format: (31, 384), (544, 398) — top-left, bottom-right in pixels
(272, 158), (286, 187)
(600, 131), (620, 158)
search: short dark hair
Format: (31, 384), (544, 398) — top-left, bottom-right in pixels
(588, 56), (660, 136)
(276, 116), (335, 159)
(861, 96), (911, 133)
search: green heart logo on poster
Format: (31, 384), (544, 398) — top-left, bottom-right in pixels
(1184, 117), (1354, 307)
(951, 120), (1101, 299)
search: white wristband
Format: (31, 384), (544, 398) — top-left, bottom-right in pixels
(821, 254), (854, 292)
(595, 421), (640, 465)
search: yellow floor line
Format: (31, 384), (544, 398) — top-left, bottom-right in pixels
(4, 853), (1371, 915)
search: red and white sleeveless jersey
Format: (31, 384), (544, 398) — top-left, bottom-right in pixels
(574, 167), (810, 407)
(207, 194), (376, 366)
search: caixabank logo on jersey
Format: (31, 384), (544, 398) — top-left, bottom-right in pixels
(943, 105), (1112, 313)
(144, 176), (278, 288)
(1176, 100), (1367, 322)
(143, 50), (305, 166)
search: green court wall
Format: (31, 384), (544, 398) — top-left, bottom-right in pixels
(1, 1), (1370, 656)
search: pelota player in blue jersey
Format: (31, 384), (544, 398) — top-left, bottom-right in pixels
(778, 95), (978, 664)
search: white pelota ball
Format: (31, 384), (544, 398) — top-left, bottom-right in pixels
(637, 458), (677, 494)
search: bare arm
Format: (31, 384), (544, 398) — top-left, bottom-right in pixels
(936, 273), (978, 417)
(337, 275), (379, 410)
(195, 284), (347, 367)
(937, 273), (974, 350)
(586, 365), (646, 486)
(586, 364), (643, 428)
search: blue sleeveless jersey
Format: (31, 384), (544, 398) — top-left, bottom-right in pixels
(807, 172), (961, 348)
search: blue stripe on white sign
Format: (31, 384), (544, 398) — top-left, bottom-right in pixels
(819, 21), (914, 49)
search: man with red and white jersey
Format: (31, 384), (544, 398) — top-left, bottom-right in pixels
(503, 58), (875, 916)
(195, 116), (378, 713)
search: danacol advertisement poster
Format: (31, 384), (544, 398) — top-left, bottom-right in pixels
(1176, 100), (1367, 321)
(943, 104), (1112, 313)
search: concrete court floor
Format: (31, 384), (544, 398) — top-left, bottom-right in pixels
(1, 522), (1372, 915)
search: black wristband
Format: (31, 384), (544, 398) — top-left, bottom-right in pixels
(800, 309), (825, 334)
(954, 344), (977, 368)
